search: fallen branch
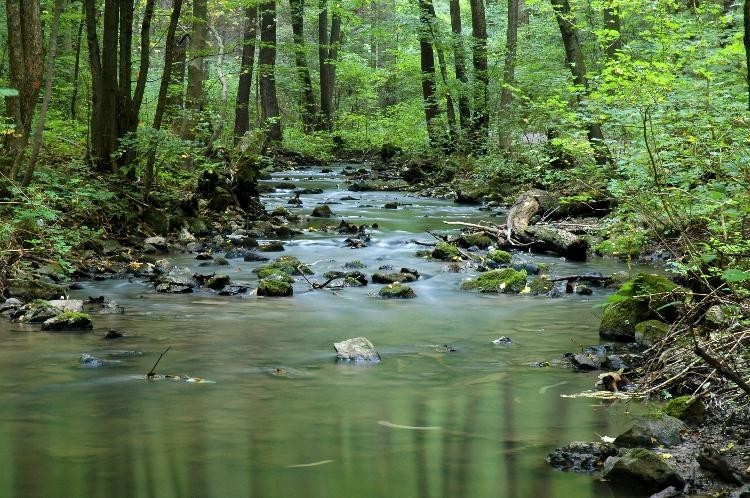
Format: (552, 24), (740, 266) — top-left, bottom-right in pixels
(694, 344), (750, 397)
(147, 346), (171, 379)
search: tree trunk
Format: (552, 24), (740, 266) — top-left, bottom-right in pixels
(290, 0), (319, 131)
(469, 0), (488, 148)
(550, 0), (611, 165)
(417, 0), (440, 145)
(319, 0), (341, 131)
(425, 0), (456, 148)
(449, 0), (471, 134)
(603, 1), (622, 59)
(184, 0), (208, 140)
(210, 26), (228, 144)
(99, 0), (120, 171)
(745, 0), (750, 110)
(259, 0), (282, 143)
(22, 0), (65, 187)
(70, 5), (84, 121)
(499, 0), (519, 149)
(5, 0), (44, 176)
(166, 34), (189, 117)
(234, 5), (258, 141)
(144, 0), (184, 199)
(132, 0), (156, 127)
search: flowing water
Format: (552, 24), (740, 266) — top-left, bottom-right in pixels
(0, 166), (645, 497)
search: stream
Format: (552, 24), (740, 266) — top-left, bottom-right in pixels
(0, 165), (645, 497)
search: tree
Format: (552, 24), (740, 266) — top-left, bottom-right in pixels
(417, 0), (441, 145)
(234, 4), (258, 141)
(469, 0), (488, 147)
(319, 0), (342, 130)
(550, 0), (610, 165)
(4, 0), (44, 176)
(603, 0), (622, 59)
(291, 0), (319, 131)
(449, 0), (471, 133)
(499, 0), (519, 149)
(184, 0), (208, 141)
(424, 0), (457, 147)
(259, 0), (282, 143)
(745, 0), (750, 110)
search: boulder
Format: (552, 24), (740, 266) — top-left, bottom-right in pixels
(696, 445), (743, 485)
(334, 337), (381, 362)
(7, 278), (66, 301)
(571, 353), (602, 371)
(635, 320), (669, 347)
(257, 275), (293, 297)
(460, 233), (493, 249)
(599, 273), (688, 341)
(154, 267), (197, 293)
(143, 236), (168, 253)
(378, 283), (416, 299)
(371, 272), (417, 284)
(311, 205), (333, 217)
(460, 269), (527, 294)
(42, 312), (93, 331)
(256, 256), (311, 279)
(487, 249), (512, 265)
(663, 396), (705, 425)
(602, 448), (684, 494)
(431, 242), (460, 261)
(547, 441), (618, 472)
(528, 277), (555, 296)
(614, 414), (685, 448)
(207, 275), (231, 290)
(259, 241), (285, 252)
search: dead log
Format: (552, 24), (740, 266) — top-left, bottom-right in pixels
(506, 189), (557, 240)
(519, 225), (589, 261)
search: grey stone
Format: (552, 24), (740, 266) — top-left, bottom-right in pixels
(614, 415), (685, 448)
(602, 448), (684, 494)
(547, 441), (618, 472)
(334, 337), (381, 362)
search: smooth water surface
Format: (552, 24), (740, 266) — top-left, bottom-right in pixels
(0, 166), (642, 497)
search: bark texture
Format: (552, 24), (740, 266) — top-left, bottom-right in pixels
(259, 0), (282, 143)
(234, 6), (258, 141)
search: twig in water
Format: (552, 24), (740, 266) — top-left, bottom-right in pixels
(147, 346), (171, 379)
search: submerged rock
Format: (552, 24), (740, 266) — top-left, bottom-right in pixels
(42, 312), (93, 331)
(614, 414), (685, 448)
(371, 272), (417, 284)
(378, 283), (416, 299)
(602, 448), (684, 494)
(334, 337), (381, 362)
(79, 353), (104, 368)
(547, 441), (618, 472)
(492, 336), (512, 346)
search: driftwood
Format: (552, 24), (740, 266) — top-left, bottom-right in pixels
(548, 274), (611, 284)
(517, 225), (589, 261)
(506, 189), (557, 240)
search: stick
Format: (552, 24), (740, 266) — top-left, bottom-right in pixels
(147, 346), (171, 378)
(694, 345), (750, 397)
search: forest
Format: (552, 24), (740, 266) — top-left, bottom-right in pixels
(1, 0), (750, 496)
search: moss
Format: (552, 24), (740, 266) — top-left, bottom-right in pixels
(462, 233), (493, 249)
(371, 272), (417, 284)
(627, 448), (664, 466)
(432, 241), (460, 261)
(599, 300), (641, 340)
(415, 249), (432, 258)
(256, 256), (311, 278)
(663, 396), (705, 424)
(344, 260), (366, 269)
(487, 249), (512, 265)
(344, 276), (366, 287)
(528, 277), (555, 295)
(634, 319), (669, 346)
(257, 276), (293, 297)
(206, 274), (231, 290)
(41, 311), (93, 331)
(378, 283), (416, 299)
(461, 269), (527, 293)
(256, 268), (295, 282)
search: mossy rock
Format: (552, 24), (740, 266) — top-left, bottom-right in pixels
(461, 233), (493, 249)
(378, 283), (416, 299)
(41, 311), (93, 331)
(311, 205), (333, 217)
(602, 448), (684, 494)
(487, 249), (512, 265)
(206, 274), (231, 290)
(634, 319), (669, 346)
(663, 396), (705, 425)
(256, 256), (312, 279)
(461, 269), (527, 294)
(7, 278), (67, 302)
(528, 277), (555, 296)
(257, 275), (293, 297)
(415, 249), (433, 258)
(599, 273), (688, 341)
(371, 272), (417, 284)
(432, 241), (460, 261)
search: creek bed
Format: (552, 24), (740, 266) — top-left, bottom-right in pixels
(0, 165), (645, 497)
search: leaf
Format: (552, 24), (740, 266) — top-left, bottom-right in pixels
(722, 268), (750, 283)
(0, 87), (19, 97)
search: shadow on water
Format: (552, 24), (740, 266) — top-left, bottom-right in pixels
(0, 166), (647, 497)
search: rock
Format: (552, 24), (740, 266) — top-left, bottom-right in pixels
(460, 269), (527, 294)
(178, 228), (196, 243)
(634, 320), (669, 347)
(7, 278), (66, 301)
(143, 236), (168, 253)
(663, 396), (705, 425)
(207, 274), (231, 290)
(528, 277), (555, 296)
(256, 256), (311, 279)
(214, 257), (230, 266)
(436, 344), (457, 352)
(257, 275), (293, 297)
(599, 273), (688, 341)
(296, 188), (324, 195)
(311, 205), (333, 217)
(696, 445), (743, 484)
(225, 248), (250, 259)
(571, 353), (602, 370)
(259, 241), (285, 252)
(648, 486), (681, 498)
(547, 441), (618, 472)
(104, 329), (124, 339)
(334, 337), (381, 362)
(42, 312), (93, 331)
(275, 182), (296, 189)
(602, 355), (629, 371)
(492, 337), (512, 346)
(401, 267), (419, 278)
(243, 252), (269, 262)
(79, 353), (104, 368)
(384, 202), (398, 209)
(196, 253), (213, 260)
(155, 267), (197, 293)
(614, 414), (685, 448)
(461, 233), (493, 249)
(575, 285), (593, 295)
(487, 249), (512, 265)
(511, 260), (540, 274)
(602, 448), (684, 494)
(186, 242), (204, 253)
(99, 300), (125, 314)
(68, 282), (84, 290)
(432, 242), (460, 261)
(219, 284), (251, 296)
(378, 283), (416, 299)
(371, 272), (417, 284)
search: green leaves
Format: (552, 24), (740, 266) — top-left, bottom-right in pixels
(0, 87), (19, 97)
(721, 269), (750, 284)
